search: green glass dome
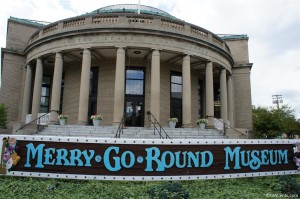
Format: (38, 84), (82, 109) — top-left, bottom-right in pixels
(87, 4), (178, 20)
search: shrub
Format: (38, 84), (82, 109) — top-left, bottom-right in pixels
(0, 103), (7, 129)
(168, 118), (178, 122)
(271, 175), (300, 195)
(147, 181), (190, 199)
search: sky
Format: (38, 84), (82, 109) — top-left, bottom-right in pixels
(0, 0), (299, 118)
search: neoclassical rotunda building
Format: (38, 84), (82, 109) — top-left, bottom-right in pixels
(0, 4), (253, 133)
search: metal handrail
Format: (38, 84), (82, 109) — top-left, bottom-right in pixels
(16, 110), (59, 133)
(115, 114), (125, 138)
(147, 111), (170, 139)
(206, 115), (246, 136)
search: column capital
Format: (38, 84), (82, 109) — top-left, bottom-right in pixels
(55, 51), (64, 58)
(82, 48), (91, 52)
(36, 57), (43, 62)
(115, 46), (126, 49)
(25, 64), (32, 69)
(151, 48), (162, 51)
(182, 52), (191, 57)
(151, 49), (160, 56)
(221, 68), (227, 73)
(183, 54), (190, 61)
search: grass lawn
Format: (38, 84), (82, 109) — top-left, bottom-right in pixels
(0, 175), (299, 198)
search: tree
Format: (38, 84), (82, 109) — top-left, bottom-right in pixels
(253, 105), (300, 138)
(0, 103), (7, 129)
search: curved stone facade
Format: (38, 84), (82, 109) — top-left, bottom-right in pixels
(0, 5), (253, 132)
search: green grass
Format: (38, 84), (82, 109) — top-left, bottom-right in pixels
(0, 175), (299, 199)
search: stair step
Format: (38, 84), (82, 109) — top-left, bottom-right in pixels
(38, 125), (225, 139)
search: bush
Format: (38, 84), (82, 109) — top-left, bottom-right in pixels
(0, 103), (7, 129)
(271, 175), (300, 195)
(147, 181), (190, 199)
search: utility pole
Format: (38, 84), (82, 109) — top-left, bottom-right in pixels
(137, 0), (141, 14)
(272, 94), (283, 109)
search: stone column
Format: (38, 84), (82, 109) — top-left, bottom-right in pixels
(113, 47), (126, 125)
(49, 52), (63, 124)
(21, 64), (32, 124)
(150, 49), (160, 122)
(77, 48), (91, 125)
(205, 61), (214, 128)
(220, 68), (228, 127)
(31, 58), (43, 121)
(227, 75), (234, 127)
(182, 55), (192, 127)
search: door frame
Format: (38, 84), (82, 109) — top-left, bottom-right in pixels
(124, 66), (146, 127)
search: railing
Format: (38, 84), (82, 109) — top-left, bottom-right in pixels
(63, 18), (85, 28)
(92, 16), (119, 24)
(214, 118), (224, 131)
(28, 14), (230, 58)
(114, 114), (125, 138)
(147, 111), (170, 139)
(26, 113), (50, 125)
(209, 116), (246, 136)
(16, 110), (59, 134)
(161, 19), (184, 30)
(42, 23), (58, 35)
(191, 26), (208, 37)
(127, 16), (153, 24)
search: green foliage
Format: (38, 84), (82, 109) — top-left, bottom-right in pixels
(271, 175), (300, 195)
(253, 105), (300, 138)
(147, 181), (190, 199)
(1, 176), (299, 198)
(0, 103), (8, 129)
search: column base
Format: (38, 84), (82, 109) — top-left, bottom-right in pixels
(48, 120), (59, 125)
(205, 125), (215, 129)
(77, 121), (88, 125)
(113, 122), (122, 127)
(182, 123), (192, 128)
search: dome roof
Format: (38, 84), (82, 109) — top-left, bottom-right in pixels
(87, 4), (178, 20)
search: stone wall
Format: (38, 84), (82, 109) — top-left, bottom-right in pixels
(98, 60), (115, 126)
(225, 38), (253, 130)
(6, 20), (39, 52)
(62, 62), (81, 124)
(0, 53), (26, 129)
(232, 66), (252, 129)
(225, 38), (249, 64)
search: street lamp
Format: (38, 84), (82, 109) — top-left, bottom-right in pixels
(272, 95), (283, 109)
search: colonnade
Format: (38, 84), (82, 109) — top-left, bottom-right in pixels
(20, 47), (234, 128)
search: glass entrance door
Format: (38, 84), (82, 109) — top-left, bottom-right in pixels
(170, 71), (182, 128)
(125, 97), (144, 127)
(125, 67), (145, 127)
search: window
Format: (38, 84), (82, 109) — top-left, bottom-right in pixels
(198, 79), (204, 117)
(88, 67), (99, 124)
(125, 67), (145, 127)
(170, 71), (182, 127)
(171, 74), (182, 99)
(40, 75), (51, 113)
(126, 69), (144, 95)
(59, 72), (65, 113)
(89, 68), (99, 96)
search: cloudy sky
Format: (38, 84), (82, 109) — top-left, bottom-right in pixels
(0, 0), (299, 118)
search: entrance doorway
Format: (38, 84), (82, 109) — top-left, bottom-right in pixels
(124, 67), (145, 127)
(170, 71), (182, 127)
(88, 67), (99, 125)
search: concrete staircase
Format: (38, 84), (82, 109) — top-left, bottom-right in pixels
(37, 125), (227, 139)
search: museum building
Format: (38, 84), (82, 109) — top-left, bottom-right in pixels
(0, 4), (253, 133)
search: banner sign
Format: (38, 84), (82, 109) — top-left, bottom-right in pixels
(1, 135), (299, 181)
